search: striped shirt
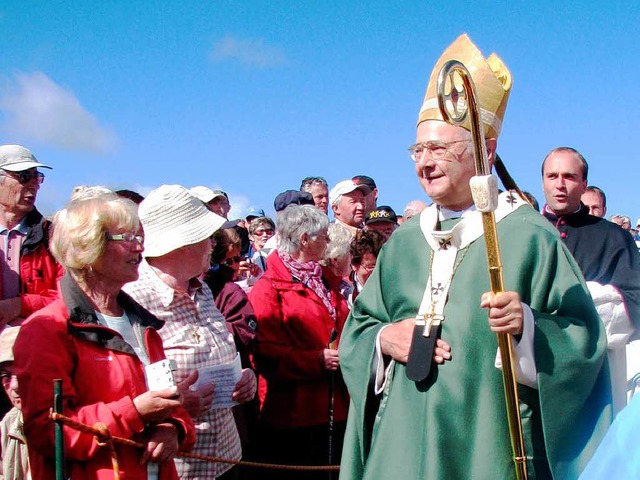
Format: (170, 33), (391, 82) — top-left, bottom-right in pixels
(124, 260), (241, 478)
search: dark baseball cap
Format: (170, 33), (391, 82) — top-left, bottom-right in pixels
(274, 190), (315, 212)
(365, 205), (398, 225)
(352, 175), (377, 190)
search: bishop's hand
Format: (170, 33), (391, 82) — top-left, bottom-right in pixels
(381, 318), (452, 364)
(481, 291), (524, 336)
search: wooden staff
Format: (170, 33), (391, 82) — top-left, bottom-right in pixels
(436, 60), (528, 480)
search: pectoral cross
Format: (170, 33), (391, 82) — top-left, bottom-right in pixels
(419, 303), (444, 338)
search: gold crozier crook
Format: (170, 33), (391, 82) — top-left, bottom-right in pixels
(436, 60), (529, 480)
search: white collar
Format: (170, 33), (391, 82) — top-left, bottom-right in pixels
(419, 191), (528, 251)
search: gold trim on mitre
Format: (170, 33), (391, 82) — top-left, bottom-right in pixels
(417, 34), (512, 139)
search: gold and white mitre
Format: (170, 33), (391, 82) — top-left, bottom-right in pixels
(417, 33), (512, 139)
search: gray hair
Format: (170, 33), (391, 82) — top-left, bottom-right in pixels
(300, 176), (328, 193)
(320, 223), (352, 266)
(248, 216), (276, 235)
(277, 204), (329, 254)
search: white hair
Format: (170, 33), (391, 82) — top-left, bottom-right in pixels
(277, 205), (329, 254)
(320, 223), (352, 266)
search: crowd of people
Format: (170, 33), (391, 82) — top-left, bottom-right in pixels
(1, 33), (640, 480)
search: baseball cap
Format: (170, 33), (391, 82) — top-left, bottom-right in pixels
(365, 205), (398, 225)
(245, 208), (266, 220)
(0, 145), (52, 172)
(189, 186), (228, 204)
(352, 175), (377, 190)
(274, 190), (314, 212)
(329, 180), (372, 206)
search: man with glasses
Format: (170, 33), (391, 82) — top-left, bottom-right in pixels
(0, 145), (62, 329)
(339, 35), (610, 479)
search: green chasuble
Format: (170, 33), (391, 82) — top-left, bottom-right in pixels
(339, 193), (612, 480)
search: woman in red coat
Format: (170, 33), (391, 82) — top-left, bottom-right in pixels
(14, 193), (195, 480)
(249, 205), (349, 479)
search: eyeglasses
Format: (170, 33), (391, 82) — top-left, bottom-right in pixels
(106, 233), (144, 244)
(408, 139), (470, 163)
(1, 169), (45, 184)
(359, 263), (376, 273)
(253, 228), (274, 237)
(222, 256), (242, 266)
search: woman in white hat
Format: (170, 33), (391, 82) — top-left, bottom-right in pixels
(124, 185), (256, 480)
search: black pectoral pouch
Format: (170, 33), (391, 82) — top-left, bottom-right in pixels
(406, 322), (440, 382)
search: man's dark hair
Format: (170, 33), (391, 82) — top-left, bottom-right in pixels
(541, 147), (589, 181)
(585, 185), (607, 209)
(115, 189), (145, 205)
(350, 230), (385, 266)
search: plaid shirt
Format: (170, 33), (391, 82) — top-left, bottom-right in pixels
(124, 260), (241, 478)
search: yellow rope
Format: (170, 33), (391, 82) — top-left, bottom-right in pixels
(93, 422), (120, 480)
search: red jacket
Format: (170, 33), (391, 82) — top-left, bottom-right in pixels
(248, 252), (350, 428)
(2, 209), (64, 317)
(14, 274), (195, 480)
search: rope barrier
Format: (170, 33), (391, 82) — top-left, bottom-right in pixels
(50, 412), (340, 474)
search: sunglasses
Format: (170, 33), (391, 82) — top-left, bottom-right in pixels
(2, 169), (45, 184)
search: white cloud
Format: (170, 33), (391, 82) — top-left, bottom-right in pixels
(0, 71), (117, 153)
(211, 35), (287, 68)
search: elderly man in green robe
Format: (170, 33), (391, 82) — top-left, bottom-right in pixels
(338, 34), (612, 480)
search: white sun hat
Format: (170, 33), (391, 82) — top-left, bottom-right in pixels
(139, 185), (226, 257)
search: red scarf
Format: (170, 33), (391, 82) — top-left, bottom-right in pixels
(279, 251), (336, 319)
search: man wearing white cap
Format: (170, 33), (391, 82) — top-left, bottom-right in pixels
(124, 185), (257, 479)
(190, 186), (231, 219)
(329, 179), (371, 234)
(0, 145), (63, 328)
(339, 34), (610, 479)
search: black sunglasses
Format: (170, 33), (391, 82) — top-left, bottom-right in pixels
(2, 169), (45, 185)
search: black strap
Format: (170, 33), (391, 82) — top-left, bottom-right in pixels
(406, 322), (441, 382)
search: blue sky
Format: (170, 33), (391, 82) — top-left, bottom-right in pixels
(1, 1), (638, 221)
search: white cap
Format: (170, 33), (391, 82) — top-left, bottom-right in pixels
(0, 144), (52, 171)
(139, 185), (226, 257)
(329, 180), (371, 206)
(0, 327), (20, 365)
(189, 186), (227, 204)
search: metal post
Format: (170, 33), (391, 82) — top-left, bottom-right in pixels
(54, 379), (66, 480)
